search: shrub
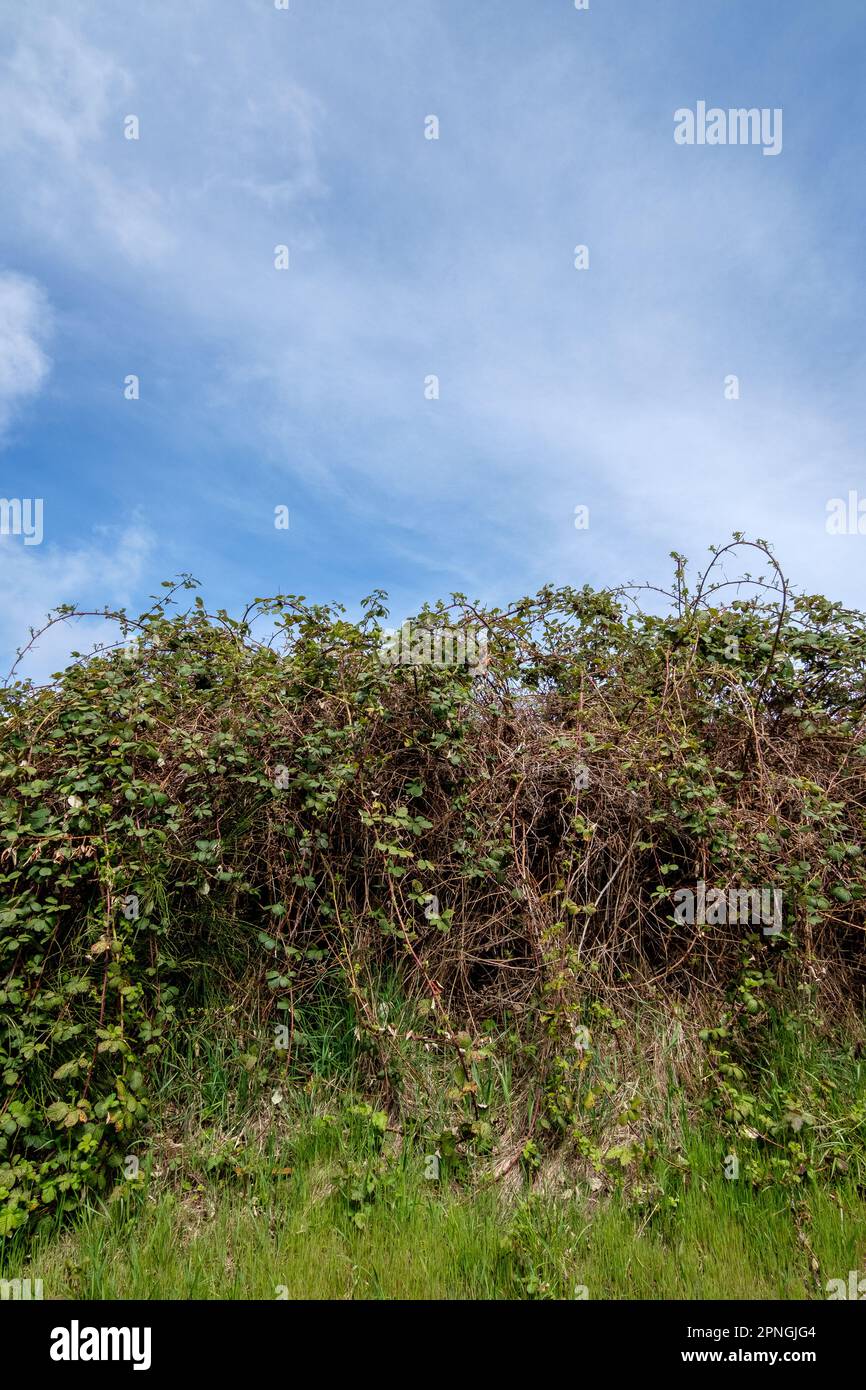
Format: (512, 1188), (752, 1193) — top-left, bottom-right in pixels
(1, 539), (864, 1237)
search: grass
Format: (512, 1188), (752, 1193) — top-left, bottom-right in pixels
(3, 996), (864, 1300)
(4, 1120), (865, 1300)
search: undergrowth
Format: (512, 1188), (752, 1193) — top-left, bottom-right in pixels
(1, 537), (864, 1254)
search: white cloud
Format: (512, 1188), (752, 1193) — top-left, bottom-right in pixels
(0, 522), (154, 685)
(0, 15), (174, 268)
(0, 15), (124, 159)
(0, 273), (52, 440)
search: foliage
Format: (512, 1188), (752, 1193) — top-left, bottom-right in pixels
(1, 539), (864, 1238)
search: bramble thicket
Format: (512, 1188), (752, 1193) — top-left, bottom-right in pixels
(1, 539), (865, 1241)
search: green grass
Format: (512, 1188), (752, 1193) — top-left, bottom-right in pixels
(4, 1123), (865, 1300)
(4, 999), (864, 1300)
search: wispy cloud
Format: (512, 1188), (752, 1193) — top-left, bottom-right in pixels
(0, 522), (154, 684)
(0, 0), (863, 674)
(0, 273), (52, 441)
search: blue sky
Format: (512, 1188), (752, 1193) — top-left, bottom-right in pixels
(1, 0), (864, 678)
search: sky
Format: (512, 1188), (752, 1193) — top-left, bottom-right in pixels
(0, 0), (864, 679)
